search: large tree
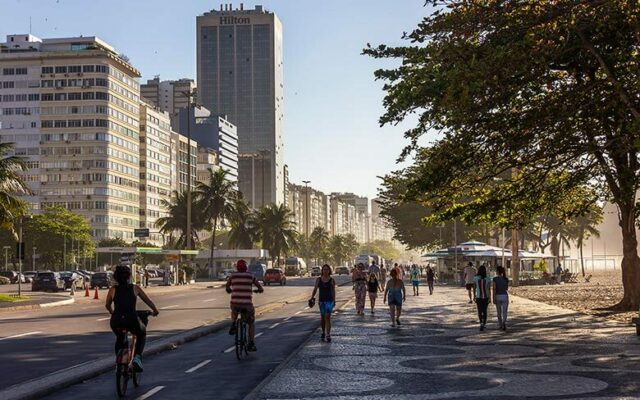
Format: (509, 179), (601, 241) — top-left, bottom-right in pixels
(366, 0), (640, 309)
(227, 195), (256, 250)
(156, 191), (205, 249)
(251, 204), (298, 264)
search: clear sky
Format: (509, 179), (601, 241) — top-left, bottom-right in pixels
(0, 0), (430, 199)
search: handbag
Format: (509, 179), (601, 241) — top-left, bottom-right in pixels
(308, 297), (316, 308)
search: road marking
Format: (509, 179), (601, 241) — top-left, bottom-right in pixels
(255, 332), (264, 338)
(294, 310), (303, 315)
(283, 316), (292, 321)
(135, 385), (165, 400)
(96, 317), (110, 321)
(160, 305), (179, 310)
(268, 322), (280, 329)
(0, 331), (42, 341)
(185, 359), (211, 373)
(202, 298), (216, 302)
(223, 332), (264, 353)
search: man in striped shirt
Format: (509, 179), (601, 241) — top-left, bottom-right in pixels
(226, 259), (263, 351)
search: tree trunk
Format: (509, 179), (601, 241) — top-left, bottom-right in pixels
(511, 228), (519, 287)
(209, 218), (218, 278)
(616, 204), (640, 310)
(579, 237), (585, 277)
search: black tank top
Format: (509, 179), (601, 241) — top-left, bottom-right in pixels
(318, 278), (333, 302)
(114, 283), (136, 316)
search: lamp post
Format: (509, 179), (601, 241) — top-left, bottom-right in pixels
(32, 246), (36, 271)
(302, 180), (310, 237)
(181, 89), (199, 250)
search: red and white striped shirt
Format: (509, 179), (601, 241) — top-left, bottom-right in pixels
(229, 272), (257, 306)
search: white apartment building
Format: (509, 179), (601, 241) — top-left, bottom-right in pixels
(0, 34), (142, 240)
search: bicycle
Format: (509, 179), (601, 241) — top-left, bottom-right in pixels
(233, 289), (261, 360)
(115, 310), (153, 398)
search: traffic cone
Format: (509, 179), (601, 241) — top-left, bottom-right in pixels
(93, 287), (99, 300)
(84, 285), (90, 297)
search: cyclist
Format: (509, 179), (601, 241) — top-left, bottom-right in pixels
(226, 259), (263, 352)
(105, 265), (159, 372)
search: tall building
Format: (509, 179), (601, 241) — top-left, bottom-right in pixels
(139, 101), (173, 245)
(173, 107), (238, 182)
(0, 34), (142, 240)
(197, 4), (284, 208)
(288, 182), (329, 236)
(140, 76), (195, 117)
(197, 147), (220, 183)
(172, 131), (197, 194)
(332, 193), (371, 243)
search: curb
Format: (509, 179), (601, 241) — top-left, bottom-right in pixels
(0, 293), (310, 400)
(0, 297), (75, 312)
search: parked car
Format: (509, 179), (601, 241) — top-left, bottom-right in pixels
(0, 276), (10, 285)
(73, 270), (91, 285)
(0, 271), (23, 284)
(32, 271), (65, 292)
(264, 268), (287, 286)
(23, 271), (37, 283)
(90, 272), (113, 289)
(249, 263), (267, 282)
(336, 266), (350, 275)
(310, 266), (321, 277)
(60, 271), (84, 290)
(217, 269), (234, 281)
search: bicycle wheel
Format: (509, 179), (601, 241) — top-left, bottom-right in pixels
(243, 321), (249, 356)
(116, 364), (128, 398)
(132, 367), (141, 387)
(235, 320), (244, 360)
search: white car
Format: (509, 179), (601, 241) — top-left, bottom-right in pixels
(218, 269), (234, 280)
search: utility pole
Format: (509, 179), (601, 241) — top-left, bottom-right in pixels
(32, 246), (36, 271)
(302, 180), (310, 237)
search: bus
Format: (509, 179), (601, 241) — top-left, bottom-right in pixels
(285, 256), (307, 277)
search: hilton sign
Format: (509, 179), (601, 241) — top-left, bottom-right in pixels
(220, 16), (250, 25)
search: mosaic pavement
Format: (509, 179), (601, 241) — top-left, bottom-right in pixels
(254, 285), (640, 399)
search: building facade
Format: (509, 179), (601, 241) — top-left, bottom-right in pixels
(172, 131), (197, 194)
(287, 182), (329, 236)
(0, 34), (142, 240)
(140, 76), (195, 117)
(332, 193), (371, 243)
(197, 4), (284, 208)
(197, 147), (220, 183)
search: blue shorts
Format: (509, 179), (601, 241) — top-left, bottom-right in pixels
(319, 301), (335, 316)
(412, 280), (420, 288)
(388, 292), (403, 306)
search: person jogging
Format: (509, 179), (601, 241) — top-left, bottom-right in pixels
(473, 265), (492, 331)
(310, 264), (336, 342)
(463, 262), (477, 304)
(426, 266), (435, 295)
(410, 265), (420, 296)
(493, 266), (509, 331)
(367, 272), (382, 314)
(384, 269), (406, 327)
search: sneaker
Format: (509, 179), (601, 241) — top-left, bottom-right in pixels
(479, 324), (484, 331)
(326, 335), (332, 343)
(228, 323), (237, 336)
(132, 355), (143, 372)
(247, 342), (257, 352)
(502, 324), (507, 331)
(371, 310), (374, 314)
(468, 300), (473, 304)
(396, 318), (401, 326)
(320, 333), (325, 341)
(391, 323), (396, 328)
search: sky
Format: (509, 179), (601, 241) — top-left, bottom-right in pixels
(0, 0), (430, 199)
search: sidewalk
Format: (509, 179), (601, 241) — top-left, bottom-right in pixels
(251, 286), (640, 399)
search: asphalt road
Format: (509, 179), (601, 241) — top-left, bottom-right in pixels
(0, 275), (352, 390)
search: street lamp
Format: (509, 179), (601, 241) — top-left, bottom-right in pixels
(17, 214), (32, 297)
(302, 180), (310, 237)
(32, 246), (37, 271)
(181, 89), (200, 251)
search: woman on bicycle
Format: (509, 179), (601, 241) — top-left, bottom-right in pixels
(310, 264), (336, 342)
(105, 266), (159, 372)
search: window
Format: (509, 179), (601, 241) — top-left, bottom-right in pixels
(42, 94), (53, 101)
(95, 78), (108, 87)
(55, 66), (67, 74)
(54, 79), (66, 88)
(41, 66), (54, 74)
(41, 120), (53, 128)
(2, 108), (13, 115)
(15, 68), (27, 75)
(68, 92), (82, 101)
(82, 119), (94, 127)
(15, 94), (27, 102)
(95, 92), (108, 100)
(54, 93), (66, 101)
(1, 95), (13, 102)
(2, 68), (14, 75)
(82, 92), (95, 100)
(54, 120), (67, 128)
(96, 65), (109, 73)
(30, 122), (37, 128)
(82, 65), (95, 73)
(28, 93), (39, 101)
(41, 80), (54, 88)
(82, 78), (94, 87)
(70, 106), (80, 114)
(68, 66), (81, 73)
(96, 119), (108, 127)
(68, 120), (81, 128)
(2, 81), (14, 89)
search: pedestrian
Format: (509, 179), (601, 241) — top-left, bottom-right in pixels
(352, 263), (367, 315)
(310, 264), (336, 342)
(383, 268), (406, 327)
(369, 260), (381, 281)
(410, 265), (420, 296)
(367, 272), (382, 314)
(463, 262), (477, 304)
(493, 265), (509, 331)
(474, 265), (492, 331)
(426, 266), (435, 295)
(393, 262), (403, 281)
(380, 264), (387, 290)
(144, 269), (150, 288)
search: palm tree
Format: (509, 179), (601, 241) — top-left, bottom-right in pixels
(251, 203), (298, 264)
(156, 191), (204, 249)
(569, 207), (603, 277)
(227, 195), (256, 249)
(0, 142), (30, 237)
(309, 227), (330, 264)
(194, 168), (236, 273)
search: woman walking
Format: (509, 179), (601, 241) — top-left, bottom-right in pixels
(367, 272), (382, 314)
(426, 266), (435, 295)
(410, 265), (420, 296)
(352, 263), (367, 315)
(473, 265), (492, 331)
(310, 264), (336, 342)
(493, 266), (509, 331)
(383, 269), (406, 327)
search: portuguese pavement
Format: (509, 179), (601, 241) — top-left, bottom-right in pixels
(253, 284), (640, 399)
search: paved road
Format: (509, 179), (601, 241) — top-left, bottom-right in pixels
(43, 277), (355, 400)
(0, 276), (351, 389)
(254, 285), (640, 400)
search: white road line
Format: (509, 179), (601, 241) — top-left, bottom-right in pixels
(96, 317), (110, 321)
(160, 305), (179, 310)
(283, 316), (292, 321)
(294, 310), (303, 315)
(0, 331), (42, 341)
(255, 332), (264, 338)
(223, 345), (235, 353)
(135, 385), (165, 400)
(202, 298), (216, 303)
(185, 359), (211, 373)
(268, 322), (280, 329)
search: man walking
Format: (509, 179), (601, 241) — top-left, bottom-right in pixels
(463, 262), (477, 304)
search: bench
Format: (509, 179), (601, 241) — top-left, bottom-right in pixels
(632, 318), (640, 336)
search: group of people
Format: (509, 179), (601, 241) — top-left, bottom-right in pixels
(463, 262), (510, 331)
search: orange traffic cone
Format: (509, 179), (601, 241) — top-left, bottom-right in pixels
(93, 287), (99, 300)
(84, 285), (90, 297)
